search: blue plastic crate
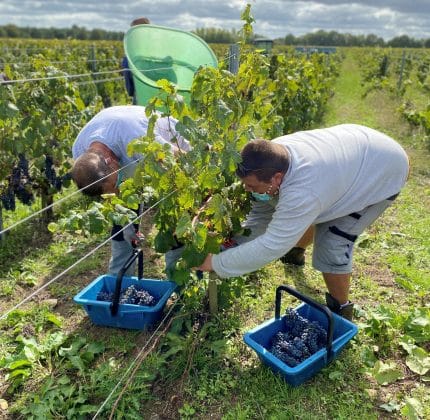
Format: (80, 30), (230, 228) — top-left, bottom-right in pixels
(73, 275), (177, 330)
(243, 286), (358, 386)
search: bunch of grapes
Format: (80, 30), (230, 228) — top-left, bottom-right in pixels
(269, 308), (327, 367)
(119, 285), (157, 306)
(1, 155), (34, 209)
(0, 187), (16, 211)
(96, 285), (157, 307)
(18, 154), (29, 177)
(45, 155), (63, 191)
(15, 184), (34, 205)
(96, 290), (114, 302)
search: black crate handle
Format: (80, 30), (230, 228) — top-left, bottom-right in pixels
(275, 285), (334, 361)
(111, 249), (144, 316)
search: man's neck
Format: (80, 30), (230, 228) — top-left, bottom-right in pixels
(88, 142), (119, 164)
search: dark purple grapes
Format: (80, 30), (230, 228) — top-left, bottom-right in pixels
(11, 167), (21, 188)
(96, 285), (157, 307)
(45, 155), (57, 184)
(119, 285), (156, 306)
(18, 154), (29, 177)
(96, 290), (114, 302)
(15, 184), (34, 205)
(269, 308), (327, 367)
(0, 188), (16, 211)
(44, 155), (64, 191)
(2, 155), (34, 207)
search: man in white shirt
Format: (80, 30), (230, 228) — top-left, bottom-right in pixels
(195, 124), (409, 320)
(72, 105), (190, 275)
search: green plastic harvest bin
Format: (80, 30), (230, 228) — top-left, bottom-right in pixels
(124, 24), (218, 106)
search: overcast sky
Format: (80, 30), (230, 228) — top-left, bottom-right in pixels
(1, 0), (429, 40)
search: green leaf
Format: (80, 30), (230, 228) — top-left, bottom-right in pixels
(370, 360), (403, 385)
(193, 223), (208, 251)
(170, 267), (190, 285)
(400, 397), (423, 420)
(154, 230), (177, 253)
(380, 401), (401, 413)
(205, 233), (222, 254)
(328, 370), (343, 380)
(58, 375), (71, 385)
(6, 368), (31, 379)
(123, 193), (141, 210)
(47, 222), (59, 233)
(23, 345), (39, 362)
(181, 245), (206, 268)
(85, 342), (105, 356)
(206, 194), (227, 232)
(360, 346), (378, 367)
(405, 346), (430, 375)
(7, 359), (32, 370)
(175, 213), (192, 238)
(46, 312), (63, 327)
(67, 355), (86, 372)
(59, 337), (86, 357)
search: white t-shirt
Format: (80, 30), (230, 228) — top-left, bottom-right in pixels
(212, 124), (409, 278)
(72, 105), (190, 178)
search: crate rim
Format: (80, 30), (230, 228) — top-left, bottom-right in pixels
(73, 275), (177, 313)
(243, 302), (358, 373)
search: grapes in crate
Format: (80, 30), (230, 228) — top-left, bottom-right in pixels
(269, 308), (327, 367)
(96, 290), (114, 302)
(96, 285), (157, 306)
(119, 285), (157, 306)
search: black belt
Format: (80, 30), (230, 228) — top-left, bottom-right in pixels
(348, 192), (400, 221)
(329, 226), (358, 242)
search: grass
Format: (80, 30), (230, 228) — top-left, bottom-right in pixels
(1, 49), (430, 419)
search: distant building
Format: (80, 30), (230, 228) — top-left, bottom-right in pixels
(252, 38), (274, 54)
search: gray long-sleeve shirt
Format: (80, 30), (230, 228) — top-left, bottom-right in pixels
(72, 105), (190, 179)
(212, 124), (409, 278)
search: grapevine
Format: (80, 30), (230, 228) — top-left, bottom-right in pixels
(119, 20), (339, 287)
(0, 37), (128, 227)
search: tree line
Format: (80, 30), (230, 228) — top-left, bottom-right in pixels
(284, 30), (430, 48)
(1, 24), (429, 48)
(0, 24), (124, 41)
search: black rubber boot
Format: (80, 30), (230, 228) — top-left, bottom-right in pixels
(325, 292), (354, 321)
(280, 247), (306, 266)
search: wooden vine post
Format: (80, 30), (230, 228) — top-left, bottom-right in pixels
(208, 272), (219, 315)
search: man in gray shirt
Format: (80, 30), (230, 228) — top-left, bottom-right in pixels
(195, 124), (409, 320)
(72, 105), (190, 276)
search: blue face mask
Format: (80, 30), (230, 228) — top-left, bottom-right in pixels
(251, 192), (271, 201)
(115, 170), (123, 188)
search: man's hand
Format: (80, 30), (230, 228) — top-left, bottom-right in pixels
(193, 254), (213, 272)
(221, 238), (238, 251)
(123, 224), (144, 248)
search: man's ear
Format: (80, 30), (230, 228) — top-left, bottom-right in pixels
(273, 171), (284, 186)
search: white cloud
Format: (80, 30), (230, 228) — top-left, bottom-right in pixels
(0, 0), (429, 40)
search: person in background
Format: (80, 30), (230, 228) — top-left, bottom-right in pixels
(194, 124), (409, 320)
(121, 17), (151, 104)
(71, 105), (190, 276)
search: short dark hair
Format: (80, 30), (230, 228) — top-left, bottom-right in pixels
(131, 17), (150, 26)
(71, 151), (111, 196)
(236, 139), (289, 182)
